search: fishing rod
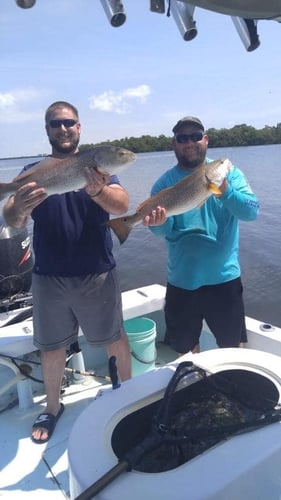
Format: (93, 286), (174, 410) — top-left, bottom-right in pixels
(64, 367), (111, 383)
(0, 352), (120, 387)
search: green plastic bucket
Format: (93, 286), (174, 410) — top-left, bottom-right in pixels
(124, 317), (157, 377)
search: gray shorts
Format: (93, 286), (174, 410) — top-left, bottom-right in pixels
(32, 268), (124, 351)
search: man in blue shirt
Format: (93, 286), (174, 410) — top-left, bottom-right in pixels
(143, 116), (259, 354)
(3, 101), (131, 443)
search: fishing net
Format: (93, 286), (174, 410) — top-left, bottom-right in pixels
(112, 363), (281, 473)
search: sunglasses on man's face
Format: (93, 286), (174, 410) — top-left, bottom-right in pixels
(174, 131), (204, 144)
(48, 119), (78, 129)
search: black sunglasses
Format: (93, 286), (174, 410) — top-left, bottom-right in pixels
(49, 119), (78, 129)
(175, 131), (204, 144)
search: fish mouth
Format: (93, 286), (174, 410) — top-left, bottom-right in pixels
(118, 150), (137, 163)
(124, 151), (136, 159)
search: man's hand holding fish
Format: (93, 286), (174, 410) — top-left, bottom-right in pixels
(4, 181), (47, 228)
(84, 167), (110, 198)
(143, 206), (167, 227)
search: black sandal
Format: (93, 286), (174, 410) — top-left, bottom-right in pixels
(31, 403), (64, 444)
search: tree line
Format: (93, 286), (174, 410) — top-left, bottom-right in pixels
(80, 123), (281, 153)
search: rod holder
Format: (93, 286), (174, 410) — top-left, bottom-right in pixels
(100, 0), (126, 27)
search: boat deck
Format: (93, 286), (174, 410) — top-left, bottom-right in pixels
(0, 284), (175, 499)
(1, 283), (281, 499)
(0, 343), (176, 499)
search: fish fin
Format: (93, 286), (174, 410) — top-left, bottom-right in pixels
(95, 166), (109, 176)
(105, 216), (133, 244)
(209, 183), (222, 195)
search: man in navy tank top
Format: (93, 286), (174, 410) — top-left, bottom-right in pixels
(3, 101), (131, 443)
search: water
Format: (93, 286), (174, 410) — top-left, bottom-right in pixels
(0, 145), (280, 327)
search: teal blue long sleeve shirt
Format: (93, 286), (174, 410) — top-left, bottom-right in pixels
(149, 158), (259, 290)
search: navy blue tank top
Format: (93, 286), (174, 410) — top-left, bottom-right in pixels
(24, 162), (118, 276)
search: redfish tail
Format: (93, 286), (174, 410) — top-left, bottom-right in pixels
(105, 216), (133, 244)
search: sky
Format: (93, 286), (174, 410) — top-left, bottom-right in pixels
(0, 0), (280, 157)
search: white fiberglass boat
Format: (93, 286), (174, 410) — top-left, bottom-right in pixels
(1, 225), (281, 500)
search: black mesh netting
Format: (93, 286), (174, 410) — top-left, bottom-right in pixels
(112, 363), (281, 473)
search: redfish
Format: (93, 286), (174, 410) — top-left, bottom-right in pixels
(0, 146), (136, 201)
(106, 158), (232, 244)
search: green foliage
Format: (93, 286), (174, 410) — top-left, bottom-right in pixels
(79, 123), (281, 153)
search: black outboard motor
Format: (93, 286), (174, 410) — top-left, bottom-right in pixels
(0, 216), (33, 301)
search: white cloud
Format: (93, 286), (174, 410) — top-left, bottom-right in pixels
(89, 84), (151, 114)
(0, 87), (46, 123)
(0, 93), (15, 108)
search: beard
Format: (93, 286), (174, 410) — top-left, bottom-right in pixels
(175, 147), (206, 169)
(49, 135), (80, 154)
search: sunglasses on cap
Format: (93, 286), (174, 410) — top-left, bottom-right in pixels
(174, 131), (204, 144)
(49, 119), (78, 129)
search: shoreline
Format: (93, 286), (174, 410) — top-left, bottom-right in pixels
(0, 155), (45, 161)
